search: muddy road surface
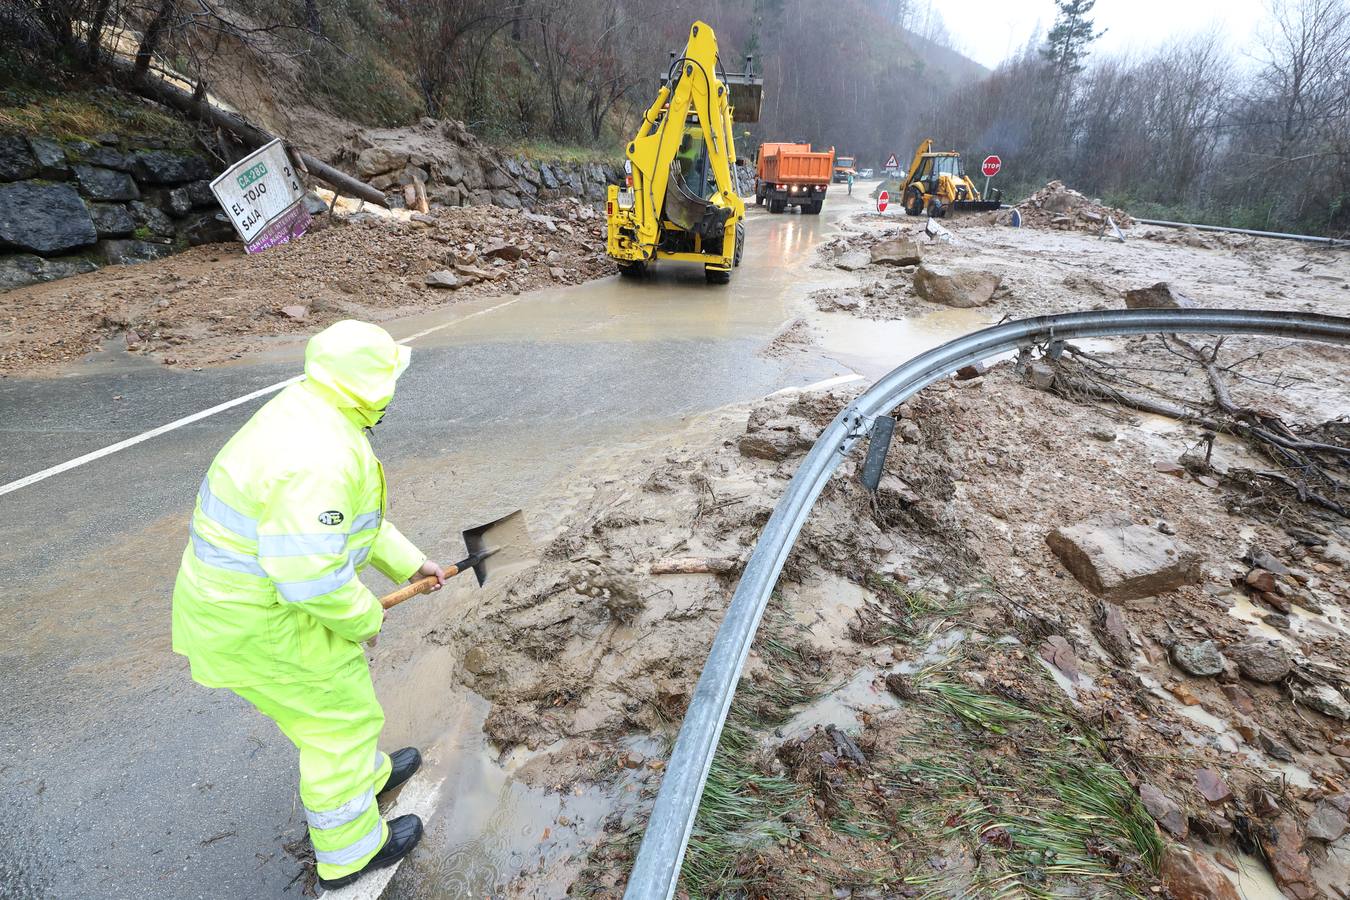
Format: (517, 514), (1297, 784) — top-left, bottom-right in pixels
(0, 193), (868, 898)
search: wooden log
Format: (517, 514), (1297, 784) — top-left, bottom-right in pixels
(112, 60), (387, 208)
(649, 557), (741, 576)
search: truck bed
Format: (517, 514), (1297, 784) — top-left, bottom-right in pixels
(759, 144), (834, 184)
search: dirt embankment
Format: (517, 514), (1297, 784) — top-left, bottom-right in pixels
(0, 199), (609, 374)
(388, 207), (1350, 898)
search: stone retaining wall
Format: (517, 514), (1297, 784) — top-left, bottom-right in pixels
(0, 132), (232, 292)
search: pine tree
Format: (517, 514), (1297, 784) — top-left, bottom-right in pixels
(1041, 0), (1105, 80)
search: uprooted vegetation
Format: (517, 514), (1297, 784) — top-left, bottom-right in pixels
(428, 340), (1349, 897)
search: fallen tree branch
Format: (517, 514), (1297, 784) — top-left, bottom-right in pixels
(650, 557), (742, 576)
(109, 58), (387, 207)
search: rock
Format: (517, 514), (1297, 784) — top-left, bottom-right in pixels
(1172, 640), (1226, 677)
(165, 183), (212, 217)
(1046, 513), (1203, 601)
(0, 253), (98, 291)
(129, 200), (174, 237)
(357, 146), (410, 178)
(1250, 547), (1291, 576)
(539, 163), (560, 190)
(424, 270), (463, 289)
(0, 134), (38, 180)
(1139, 783), (1187, 837)
(870, 238), (923, 266)
(463, 646), (494, 675)
(1027, 361), (1056, 390)
(73, 165), (140, 201)
(302, 191), (329, 216)
(100, 239), (173, 266)
(738, 428), (814, 461)
(0, 181), (98, 253)
(1225, 639), (1293, 683)
(1089, 425), (1116, 441)
(621, 752), (644, 769)
(483, 241), (525, 261)
(1195, 768), (1234, 804)
(955, 362), (987, 380)
(1259, 819), (1319, 899)
(1038, 635), (1081, 682)
(549, 266), (566, 280)
(1295, 683), (1350, 720)
(89, 202), (135, 238)
(1257, 731), (1295, 761)
(1124, 282), (1195, 309)
(1245, 568), (1279, 594)
(1250, 788), (1282, 817)
(76, 145), (133, 171)
(180, 210), (235, 245)
(1307, 797), (1349, 842)
(913, 263), (1001, 307)
(369, 171), (402, 191)
(1262, 612), (1291, 630)
(1160, 845), (1241, 900)
(1153, 460), (1186, 476)
(1214, 850), (1238, 871)
(491, 190), (522, 209)
(1092, 600), (1134, 664)
(130, 149), (210, 184)
(279, 305), (309, 320)
(26, 137), (69, 178)
(834, 249), (870, 271)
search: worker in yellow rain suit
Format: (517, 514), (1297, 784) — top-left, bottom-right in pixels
(172, 319), (444, 890)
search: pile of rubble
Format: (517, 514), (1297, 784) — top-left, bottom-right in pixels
(1011, 180), (1134, 231)
(0, 197), (611, 373)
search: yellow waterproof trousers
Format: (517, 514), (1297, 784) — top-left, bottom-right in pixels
(233, 657), (393, 880)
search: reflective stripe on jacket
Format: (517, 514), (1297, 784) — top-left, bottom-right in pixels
(172, 321), (424, 687)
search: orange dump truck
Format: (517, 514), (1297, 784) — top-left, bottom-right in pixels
(754, 142), (835, 214)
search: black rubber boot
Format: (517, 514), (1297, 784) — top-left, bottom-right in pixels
(316, 814), (423, 891)
(379, 747), (422, 797)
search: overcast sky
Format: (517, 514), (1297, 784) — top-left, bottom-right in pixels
(938, 0), (1272, 67)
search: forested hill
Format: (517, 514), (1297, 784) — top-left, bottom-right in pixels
(5, 0), (986, 171)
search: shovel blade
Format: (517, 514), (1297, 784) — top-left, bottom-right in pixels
(462, 509), (535, 586)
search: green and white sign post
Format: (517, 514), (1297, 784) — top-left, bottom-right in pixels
(210, 139), (311, 253)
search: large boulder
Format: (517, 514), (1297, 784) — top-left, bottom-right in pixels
(1124, 282), (1195, 309)
(1160, 846), (1240, 900)
(913, 263), (1001, 307)
(870, 238), (923, 266)
(1172, 640), (1225, 677)
(89, 203), (136, 238)
(100, 239), (174, 266)
(73, 165), (140, 201)
(130, 200), (175, 237)
(27, 137), (69, 178)
(1046, 513), (1203, 600)
(0, 181), (98, 254)
(180, 210), (236, 246)
(0, 134), (39, 181)
(356, 146), (410, 178)
(0, 253), (98, 292)
(131, 149), (210, 184)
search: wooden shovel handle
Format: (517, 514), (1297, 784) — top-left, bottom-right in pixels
(379, 564), (461, 610)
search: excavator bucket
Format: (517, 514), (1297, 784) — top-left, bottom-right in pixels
(664, 161), (731, 237)
(724, 56), (762, 123)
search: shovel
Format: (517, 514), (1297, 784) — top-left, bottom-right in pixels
(378, 509), (533, 610)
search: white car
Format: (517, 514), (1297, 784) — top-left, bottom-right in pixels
(860, 168), (875, 178)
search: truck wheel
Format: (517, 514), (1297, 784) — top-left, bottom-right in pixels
(805, 199), (823, 215)
(768, 198), (784, 214)
(734, 221), (745, 266)
(617, 260), (647, 278)
(755, 189), (763, 206)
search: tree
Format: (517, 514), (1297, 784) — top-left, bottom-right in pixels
(1041, 0), (1104, 81)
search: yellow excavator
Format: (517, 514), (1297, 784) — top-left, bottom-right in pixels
(898, 139), (1002, 218)
(605, 21), (762, 284)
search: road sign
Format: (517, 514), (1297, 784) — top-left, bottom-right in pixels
(884, 153), (899, 169)
(210, 139), (311, 254)
(877, 190), (889, 213)
(981, 155), (1002, 178)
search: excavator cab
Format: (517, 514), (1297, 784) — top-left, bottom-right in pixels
(606, 21), (758, 284)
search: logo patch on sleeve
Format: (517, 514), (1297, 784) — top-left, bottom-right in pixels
(318, 510), (345, 526)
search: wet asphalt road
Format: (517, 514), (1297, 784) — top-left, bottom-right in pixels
(0, 196), (865, 898)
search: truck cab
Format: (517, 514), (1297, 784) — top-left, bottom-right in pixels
(832, 156), (856, 183)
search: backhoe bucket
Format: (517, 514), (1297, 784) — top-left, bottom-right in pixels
(664, 161), (731, 237)
(724, 72), (763, 123)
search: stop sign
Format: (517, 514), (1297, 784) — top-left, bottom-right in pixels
(981, 155), (1002, 177)
(877, 190), (889, 213)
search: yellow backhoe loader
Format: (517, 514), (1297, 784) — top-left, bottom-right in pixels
(898, 139), (1001, 218)
(606, 21), (762, 284)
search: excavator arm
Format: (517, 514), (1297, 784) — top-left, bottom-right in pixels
(607, 20), (756, 281)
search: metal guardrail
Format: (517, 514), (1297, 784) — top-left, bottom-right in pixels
(623, 308), (1350, 900)
(1133, 217), (1350, 247)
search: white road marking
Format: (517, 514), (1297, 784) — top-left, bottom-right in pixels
(0, 375), (305, 497)
(0, 295), (529, 498)
(321, 777), (445, 899)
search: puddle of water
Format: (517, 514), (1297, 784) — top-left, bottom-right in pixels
(813, 307), (992, 378)
(1226, 593), (1288, 642)
(1200, 848), (1285, 900)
